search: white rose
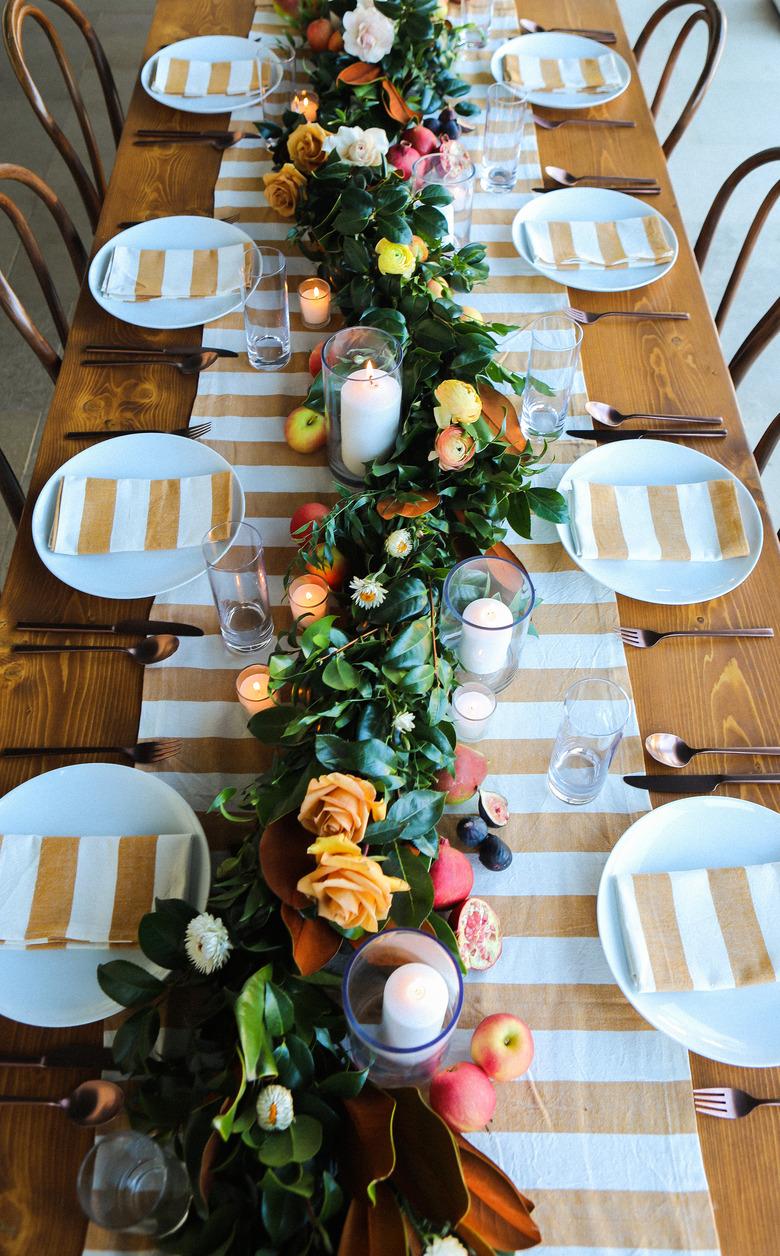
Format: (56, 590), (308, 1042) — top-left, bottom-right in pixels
(342, 0), (395, 62)
(324, 125), (390, 167)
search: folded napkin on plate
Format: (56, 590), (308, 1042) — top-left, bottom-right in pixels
(568, 478), (750, 562)
(616, 862), (780, 993)
(525, 217), (673, 270)
(504, 51), (622, 93)
(152, 54), (269, 96)
(0, 833), (194, 947)
(101, 241), (252, 302)
(49, 469), (234, 555)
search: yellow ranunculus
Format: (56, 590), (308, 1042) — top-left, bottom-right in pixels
(298, 772), (385, 844)
(297, 838), (409, 933)
(375, 238), (416, 279)
(433, 379), (482, 430)
(262, 162), (307, 218)
(287, 122), (330, 174)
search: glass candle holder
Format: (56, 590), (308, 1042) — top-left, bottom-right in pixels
(441, 555), (535, 692)
(288, 573), (329, 623)
(298, 278), (331, 328)
(291, 88), (318, 121)
(322, 325), (403, 485)
(236, 663), (275, 715)
(343, 928), (463, 1087)
(77, 1131), (191, 1237)
(203, 520), (273, 654)
(450, 682), (497, 742)
(412, 152), (475, 249)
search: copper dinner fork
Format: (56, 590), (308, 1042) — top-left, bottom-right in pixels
(693, 1087), (780, 1119)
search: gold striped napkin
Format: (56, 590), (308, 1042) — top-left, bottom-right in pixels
(0, 833), (194, 948)
(102, 241), (253, 302)
(504, 52), (622, 94)
(152, 55), (269, 97)
(569, 479), (750, 562)
(48, 470), (234, 555)
(525, 217), (673, 270)
(616, 862), (780, 993)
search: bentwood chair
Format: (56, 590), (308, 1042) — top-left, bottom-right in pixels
(633, 0), (726, 158)
(0, 446), (24, 529)
(2, 0), (123, 230)
(0, 163), (87, 381)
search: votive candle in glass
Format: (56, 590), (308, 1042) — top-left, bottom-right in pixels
(322, 326), (404, 485)
(288, 573), (329, 623)
(451, 682), (497, 742)
(236, 664), (274, 714)
(298, 278), (331, 328)
(291, 90), (318, 121)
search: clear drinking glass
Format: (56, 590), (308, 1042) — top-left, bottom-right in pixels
(244, 245), (290, 370)
(520, 313), (583, 440)
(482, 83), (529, 193)
(203, 520), (273, 654)
(412, 152), (475, 249)
(547, 678), (631, 805)
(458, 0), (493, 47)
(262, 40), (297, 122)
(77, 1131), (191, 1237)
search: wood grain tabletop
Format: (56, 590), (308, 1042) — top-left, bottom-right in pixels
(0, 0), (777, 1251)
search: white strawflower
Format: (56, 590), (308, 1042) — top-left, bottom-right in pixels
(184, 913), (232, 975)
(423, 1238), (468, 1256)
(324, 125), (390, 167)
(342, 0), (395, 62)
(256, 1083), (294, 1132)
(394, 711), (415, 733)
(385, 528), (413, 558)
(350, 575), (387, 608)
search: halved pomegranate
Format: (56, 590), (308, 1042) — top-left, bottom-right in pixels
(449, 896), (502, 971)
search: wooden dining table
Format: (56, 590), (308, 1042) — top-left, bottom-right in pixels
(0, 0), (778, 1251)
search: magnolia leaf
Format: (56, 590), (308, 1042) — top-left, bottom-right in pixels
(385, 844), (433, 927)
(478, 382), (526, 453)
(381, 78), (417, 124)
(456, 1134), (541, 1249)
(455, 1222), (497, 1256)
(96, 960), (165, 1008)
(137, 900), (196, 969)
(274, 1034), (315, 1090)
(234, 968), (277, 1083)
(264, 981), (295, 1037)
(281, 904), (342, 976)
(259, 815), (313, 909)
(212, 1053), (247, 1142)
(389, 1087), (469, 1227)
(377, 490), (440, 519)
(319, 1170), (343, 1224)
(258, 1115), (322, 1166)
(337, 61), (383, 84)
(111, 1005), (160, 1073)
(342, 1085), (397, 1202)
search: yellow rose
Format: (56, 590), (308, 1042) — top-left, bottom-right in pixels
(287, 122), (330, 174)
(262, 162), (307, 218)
(298, 772), (385, 844)
(375, 238), (416, 279)
(433, 379), (482, 430)
(297, 837), (409, 932)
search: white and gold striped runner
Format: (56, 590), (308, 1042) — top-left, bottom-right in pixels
(83, 2), (719, 1253)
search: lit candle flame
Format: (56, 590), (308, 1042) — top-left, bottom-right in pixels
(366, 359), (375, 383)
(312, 285), (321, 298)
(252, 681), (262, 694)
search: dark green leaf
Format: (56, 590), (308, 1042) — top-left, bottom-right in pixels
(386, 843), (434, 927)
(97, 960), (165, 1008)
(527, 486), (569, 523)
(234, 967), (277, 1082)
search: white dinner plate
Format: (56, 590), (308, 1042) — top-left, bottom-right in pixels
(141, 34), (282, 114)
(598, 797), (780, 1066)
(556, 439), (762, 605)
(0, 764), (210, 1027)
(511, 187), (678, 293)
(31, 432), (244, 600)
(491, 32), (631, 109)
(89, 216), (258, 329)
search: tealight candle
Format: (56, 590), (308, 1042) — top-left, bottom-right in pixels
(291, 90), (318, 121)
(380, 962), (449, 1049)
(458, 596), (513, 674)
(288, 574), (329, 623)
(451, 682), (497, 742)
(298, 278), (331, 328)
(340, 362), (402, 479)
(236, 664), (275, 715)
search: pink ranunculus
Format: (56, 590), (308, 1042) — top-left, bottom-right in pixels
(428, 424), (476, 472)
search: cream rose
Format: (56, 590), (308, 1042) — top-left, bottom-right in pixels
(298, 772), (386, 844)
(287, 122), (329, 174)
(342, 0), (395, 63)
(296, 835), (409, 932)
(323, 125), (390, 167)
(433, 379), (483, 429)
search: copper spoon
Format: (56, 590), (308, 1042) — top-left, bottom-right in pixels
(545, 165), (659, 188)
(518, 18), (616, 42)
(586, 401), (723, 427)
(0, 1080), (124, 1127)
(11, 635), (180, 665)
(646, 732), (780, 768)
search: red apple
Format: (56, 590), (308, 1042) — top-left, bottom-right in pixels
(290, 502), (329, 546)
(308, 339), (326, 376)
(402, 125), (440, 156)
(306, 543), (348, 589)
(285, 406), (327, 454)
(429, 1062), (496, 1132)
(471, 1013), (534, 1081)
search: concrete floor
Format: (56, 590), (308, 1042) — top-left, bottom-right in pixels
(0, 0), (777, 577)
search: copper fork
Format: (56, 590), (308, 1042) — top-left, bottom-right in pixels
(618, 627), (774, 649)
(693, 1088), (780, 1119)
(0, 739), (182, 764)
(563, 305), (690, 324)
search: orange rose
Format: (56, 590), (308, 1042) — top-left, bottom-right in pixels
(299, 772), (385, 844)
(297, 836), (409, 932)
(287, 122), (330, 174)
(262, 162), (307, 218)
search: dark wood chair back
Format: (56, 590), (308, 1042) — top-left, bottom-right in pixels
(694, 149), (780, 388)
(633, 0), (725, 158)
(0, 163), (87, 381)
(0, 445), (24, 529)
(2, 0), (123, 229)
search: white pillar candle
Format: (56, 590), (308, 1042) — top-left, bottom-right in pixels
(380, 962), (449, 1049)
(288, 574), (329, 623)
(339, 363), (402, 479)
(458, 596), (513, 674)
(452, 682), (497, 742)
(236, 665), (275, 714)
(298, 278), (331, 327)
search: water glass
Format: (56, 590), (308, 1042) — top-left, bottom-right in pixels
(262, 40), (297, 123)
(77, 1131), (191, 1237)
(458, 0), (493, 46)
(203, 520), (273, 654)
(412, 152), (475, 249)
(547, 678), (631, 805)
(520, 313), (583, 440)
(244, 245), (290, 370)
(482, 83), (529, 193)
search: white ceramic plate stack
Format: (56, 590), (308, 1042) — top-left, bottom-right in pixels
(491, 31), (631, 109)
(141, 34), (282, 114)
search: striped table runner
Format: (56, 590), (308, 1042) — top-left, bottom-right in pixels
(82, 2), (719, 1252)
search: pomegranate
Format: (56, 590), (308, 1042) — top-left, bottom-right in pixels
(450, 896), (502, 971)
(430, 838), (474, 909)
(387, 141), (421, 180)
(401, 124), (440, 156)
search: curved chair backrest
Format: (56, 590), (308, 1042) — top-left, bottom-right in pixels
(3, 0), (124, 229)
(633, 0), (726, 158)
(694, 149), (780, 388)
(0, 163), (87, 381)
(0, 445), (24, 529)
